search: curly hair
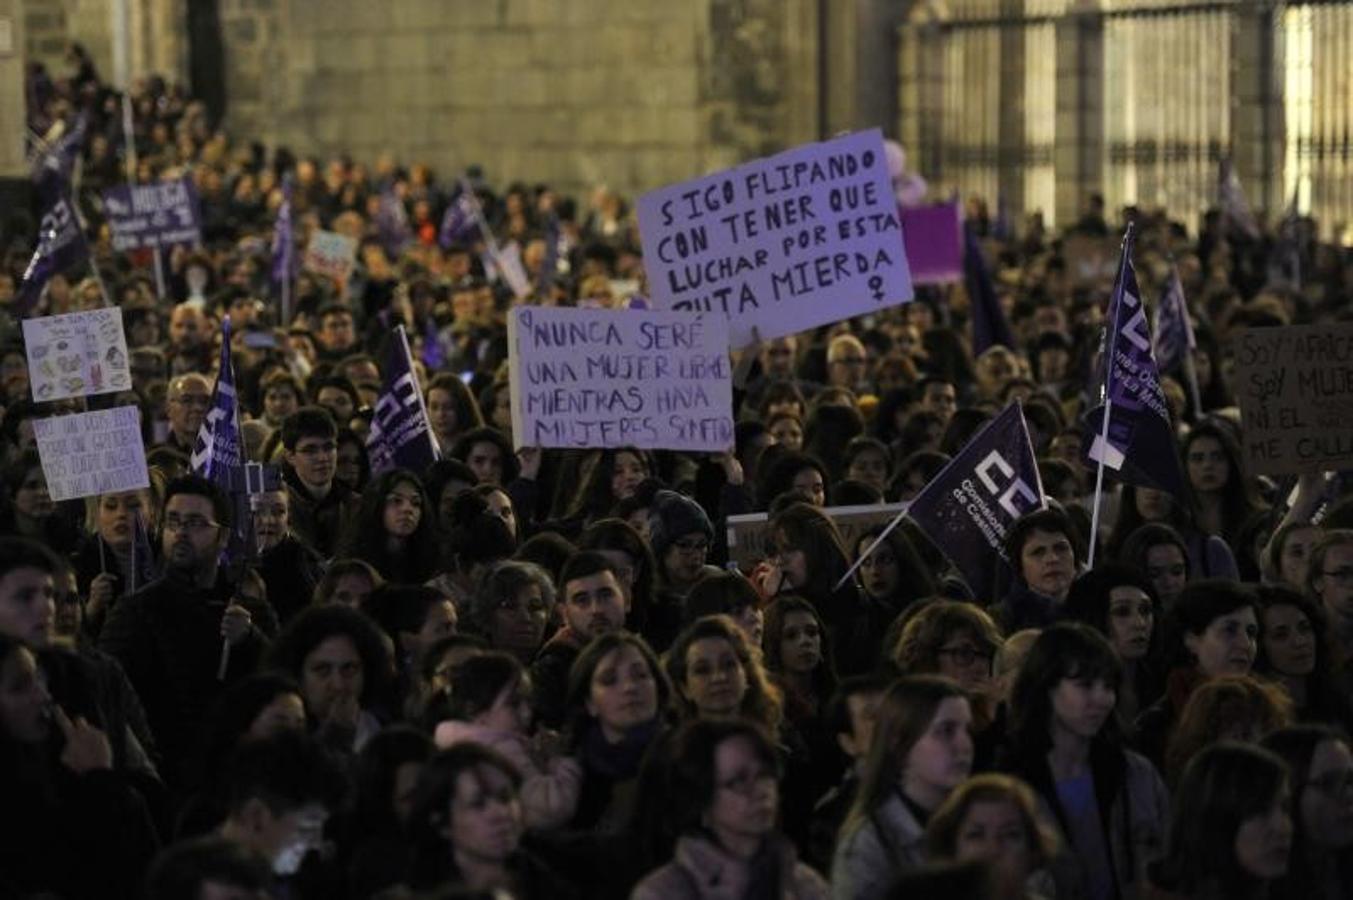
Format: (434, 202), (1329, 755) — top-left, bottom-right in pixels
(265, 604), (394, 708)
(664, 615), (783, 733)
(890, 601), (1003, 676)
(926, 773), (1060, 867)
(1164, 674), (1293, 786)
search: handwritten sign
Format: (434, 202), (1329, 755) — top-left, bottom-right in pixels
(507, 306), (734, 452)
(726, 503), (909, 572)
(23, 308), (132, 401)
(1234, 324), (1353, 474)
(32, 406), (149, 501)
(303, 230), (358, 281)
(637, 129), (913, 348)
(901, 202), (963, 284)
(103, 178), (202, 251)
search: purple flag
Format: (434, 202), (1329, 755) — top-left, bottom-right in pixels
(102, 177), (203, 252)
(966, 222), (1014, 355)
(367, 326), (440, 475)
(15, 167), (90, 316)
(438, 189), (481, 249)
(1151, 268), (1195, 375)
(35, 111), (88, 183)
(906, 403), (1045, 595)
(901, 202), (964, 285)
(421, 314), (446, 372)
(270, 176), (295, 289)
(376, 187), (413, 258)
(1082, 227), (1188, 498)
(191, 317), (244, 482)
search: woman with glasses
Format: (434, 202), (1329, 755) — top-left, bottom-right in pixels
(1005, 624), (1169, 900)
(469, 560), (555, 664)
(631, 718), (829, 900)
(649, 490), (719, 631)
(1263, 725), (1353, 900)
(338, 468), (440, 584)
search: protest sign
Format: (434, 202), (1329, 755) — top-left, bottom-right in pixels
(901, 202), (963, 284)
(23, 307), (132, 401)
(303, 230), (358, 282)
(726, 503), (908, 572)
(32, 406), (149, 502)
(1233, 323), (1353, 475)
(507, 306), (734, 452)
(103, 177), (202, 251)
(637, 129), (913, 348)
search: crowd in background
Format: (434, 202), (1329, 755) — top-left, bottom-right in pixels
(3, 46), (1353, 900)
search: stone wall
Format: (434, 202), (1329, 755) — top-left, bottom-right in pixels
(217, 0), (823, 198)
(23, 0), (112, 77)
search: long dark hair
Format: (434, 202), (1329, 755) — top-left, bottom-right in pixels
(339, 468), (440, 583)
(1263, 725), (1353, 899)
(567, 448), (653, 521)
(1150, 742), (1290, 897)
(762, 595), (838, 700)
(563, 631), (670, 751)
(350, 725), (433, 841)
(853, 523), (938, 612)
(1181, 420), (1264, 545)
(1008, 623), (1123, 756)
(767, 501), (855, 603)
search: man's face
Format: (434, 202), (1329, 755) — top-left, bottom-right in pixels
(161, 494), (226, 575)
(319, 313), (355, 352)
(0, 566), (56, 647)
(921, 382), (957, 423)
(562, 571), (628, 641)
(286, 435), (337, 492)
(169, 306), (206, 350)
(760, 337), (796, 380)
(167, 375), (212, 438)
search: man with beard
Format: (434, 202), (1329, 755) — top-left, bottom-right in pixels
(99, 475), (279, 784)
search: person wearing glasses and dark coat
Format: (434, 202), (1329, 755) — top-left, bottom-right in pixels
(279, 406), (360, 559)
(99, 475), (278, 786)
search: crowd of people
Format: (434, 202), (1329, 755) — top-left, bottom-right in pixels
(3, 49), (1353, 900)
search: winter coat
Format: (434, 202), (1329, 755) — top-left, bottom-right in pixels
(434, 719), (582, 830)
(830, 788), (927, 900)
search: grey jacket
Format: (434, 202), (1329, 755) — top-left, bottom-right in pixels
(830, 790), (926, 900)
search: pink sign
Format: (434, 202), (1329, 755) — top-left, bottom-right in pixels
(901, 202), (963, 284)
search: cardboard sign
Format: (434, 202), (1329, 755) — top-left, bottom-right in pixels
(23, 307), (132, 401)
(725, 503), (909, 572)
(32, 406), (149, 501)
(1234, 324), (1353, 474)
(901, 202), (963, 284)
(303, 230), (358, 281)
(507, 306), (734, 451)
(637, 129), (913, 348)
(103, 178), (202, 251)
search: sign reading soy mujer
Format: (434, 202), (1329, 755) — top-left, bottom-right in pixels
(507, 306), (733, 452)
(637, 129), (914, 349)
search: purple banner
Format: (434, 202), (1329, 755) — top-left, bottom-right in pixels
(906, 403), (1045, 595)
(637, 129), (914, 348)
(16, 167), (90, 315)
(103, 177), (203, 252)
(901, 202), (963, 284)
(367, 326), (440, 475)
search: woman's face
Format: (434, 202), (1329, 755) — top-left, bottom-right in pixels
(245, 692), (307, 741)
(1233, 787), (1293, 881)
(466, 441), (503, 486)
(1144, 544), (1188, 602)
(264, 385), (299, 424)
(791, 467), (826, 507)
(729, 604), (764, 650)
(14, 468), (53, 519)
(585, 644), (659, 741)
(1106, 585), (1154, 661)
(0, 647), (51, 743)
(1300, 739), (1353, 850)
(905, 697), (974, 799)
(663, 533), (710, 585)
(1186, 436), (1230, 494)
(771, 538), (808, 592)
(426, 388), (458, 438)
(954, 799), (1035, 888)
(1261, 604), (1317, 678)
(483, 489), (516, 540)
(1186, 607), (1259, 678)
(382, 479), (423, 538)
(1050, 675), (1117, 740)
(683, 637), (748, 718)
(97, 490), (150, 547)
(447, 765), (523, 866)
(1279, 526), (1320, 589)
(857, 539), (900, 600)
(330, 573), (374, 608)
(610, 452), (646, 501)
(933, 629), (993, 691)
(769, 417), (803, 451)
(847, 449), (889, 492)
(705, 735), (778, 849)
(478, 676), (533, 734)
(250, 490), (288, 551)
(778, 610), (822, 676)
(336, 442), (363, 489)
(1134, 487), (1173, 522)
(489, 584), (549, 658)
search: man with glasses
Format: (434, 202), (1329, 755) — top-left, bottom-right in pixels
(280, 406), (358, 558)
(826, 333), (873, 395)
(99, 475), (278, 782)
(161, 373), (212, 455)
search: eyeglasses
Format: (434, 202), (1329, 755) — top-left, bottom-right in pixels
(294, 441), (338, 457)
(1306, 769), (1353, 798)
(1321, 568), (1353, 587)
(171, 395), (211, 408)
(163, 515), (220, 533)
(673, 536), (710, 554)
(936, 645), (994, 666)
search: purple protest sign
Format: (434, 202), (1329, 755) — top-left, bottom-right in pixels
(103, 177), (203, 252)
(901, 202), (963, 284)
(637, 129), (913, 348)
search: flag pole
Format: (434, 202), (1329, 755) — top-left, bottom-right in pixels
(395, 324), (441, 460)
(1087, 223), (1135, 568)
